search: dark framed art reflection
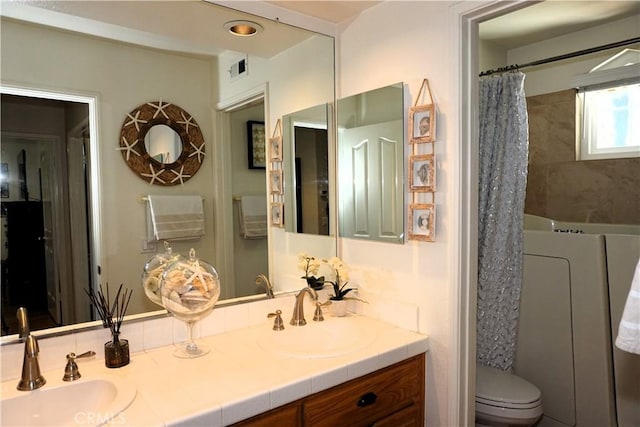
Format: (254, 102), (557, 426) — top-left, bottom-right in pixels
(247, 120), (266, 169)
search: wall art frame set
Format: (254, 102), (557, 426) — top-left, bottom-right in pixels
(407, 79), (436, 242)
(269, 119), (284, 227)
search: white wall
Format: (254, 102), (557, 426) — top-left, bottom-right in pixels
(1, 19), (216, 316)
(508, 15), (640, 96)
(217, 33), (337, 293)
(338, 2), (465, 425)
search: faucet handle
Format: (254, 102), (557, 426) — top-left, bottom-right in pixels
(313, 302), (327, 322)
(267, 310), (284, 331)
(62, 350), (96, 382)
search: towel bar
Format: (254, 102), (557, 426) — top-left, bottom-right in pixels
(140, 196), (203, 202)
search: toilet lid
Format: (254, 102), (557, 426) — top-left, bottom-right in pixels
(477, 364), (541, 406)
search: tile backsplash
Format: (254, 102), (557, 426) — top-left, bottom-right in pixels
(0, 292), (418, 382)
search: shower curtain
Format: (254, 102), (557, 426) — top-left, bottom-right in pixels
(477, 72), (529, 372)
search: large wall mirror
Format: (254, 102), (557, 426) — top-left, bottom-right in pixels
(0, 1), (335, 337)
(337, 83), (405, 244)
(282, 103), (333, 236)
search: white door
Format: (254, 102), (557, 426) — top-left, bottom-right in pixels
(67, 136), (92, 322)
(40, 151), (61, 323)
(339, 120), (403, 242)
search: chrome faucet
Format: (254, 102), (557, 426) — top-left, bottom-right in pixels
(290, 287), (318, 326)
(16, 308), (46, 391)
(255, 274), (275, 299)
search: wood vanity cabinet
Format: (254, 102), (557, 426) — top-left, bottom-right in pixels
(234, 354), (425, 427)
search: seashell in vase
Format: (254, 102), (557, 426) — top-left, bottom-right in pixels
(159, 248), (220, 358)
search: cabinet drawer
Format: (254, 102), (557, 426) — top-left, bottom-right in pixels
(232, 402), (301, 427)
(303, 354), (425, 427)
(372, 403), (422, 427)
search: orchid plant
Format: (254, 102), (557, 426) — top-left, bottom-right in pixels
(297, 253), (325, 290)
(323, 257), (356, 301)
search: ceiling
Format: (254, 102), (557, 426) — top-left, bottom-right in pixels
(266, 1), (381, 24)
(0, 1), (317, 58)
(3, 1), (638, 57)
(480, 1), (640, 49)
(268, 1), (639, 49)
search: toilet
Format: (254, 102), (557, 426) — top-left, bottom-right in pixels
(476, 363), (543, 427)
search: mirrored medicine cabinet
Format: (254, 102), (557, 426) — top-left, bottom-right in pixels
(337, 82), (406, 244)
(282, 103), (332, 237)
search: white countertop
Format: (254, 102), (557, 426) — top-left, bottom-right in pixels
(4, 313), (428, 427)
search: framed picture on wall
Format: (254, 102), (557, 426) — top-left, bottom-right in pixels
(247, 120), (266, 169)
(408, 104), (436, 143)
(269, 169), (283, 194)
(408, 203), (435, 242)
(270, 136), (282, 162)
(270, 202), (283, 227)
(409, 154), (436, 192)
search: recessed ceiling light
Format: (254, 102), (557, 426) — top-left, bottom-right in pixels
(224, 20), (263, 37)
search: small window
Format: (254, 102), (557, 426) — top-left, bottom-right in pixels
(578, 81), (640, 160)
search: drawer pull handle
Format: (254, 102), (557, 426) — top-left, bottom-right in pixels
(357, 392), (378, 407)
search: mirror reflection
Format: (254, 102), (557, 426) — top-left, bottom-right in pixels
(283, 103), (331, 236)
(337, 83), (405, 244)
(0, 1), (335, 336)
(144, 124), (182, 165)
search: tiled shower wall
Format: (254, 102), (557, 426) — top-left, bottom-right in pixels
(525, 89), (640, 225)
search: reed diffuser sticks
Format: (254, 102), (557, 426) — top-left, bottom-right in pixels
(86, 284), (133, 336)
(86, 283), (133, 368)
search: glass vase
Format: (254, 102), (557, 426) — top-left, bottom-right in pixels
(104, 332), (130, 368)
(160, 248), (220, 359)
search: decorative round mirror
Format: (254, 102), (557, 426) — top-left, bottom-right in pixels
(118, 100), (205, 185)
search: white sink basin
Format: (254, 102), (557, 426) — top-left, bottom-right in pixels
(258, 315), (377, 358)
(1, 374), (136, 427)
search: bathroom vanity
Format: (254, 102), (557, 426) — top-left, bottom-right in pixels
(0, 305), (428, 426)
(234, 354), (424, 426)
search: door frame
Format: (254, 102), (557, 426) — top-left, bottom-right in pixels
(1, 83), (103, 324)
(453, 1), (536, 425)
(214, 84), (268, 300)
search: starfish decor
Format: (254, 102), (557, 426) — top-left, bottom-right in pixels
(119, 101), (205, 186)
(189, 141), (206, 163)
(146, 100), (171, 119)
(177, 111), (199, 133)
(141, 164), (166, 185)
(124, 110), (148, 131)
(117, 136), (141, 161)
(170, 166), (191, 185)
(183, 260), (215, 295)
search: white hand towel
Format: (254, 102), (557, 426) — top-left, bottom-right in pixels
(616, 257), (640, 355)
(237, 195), (267, 239)
(147, 195), (204, 241)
